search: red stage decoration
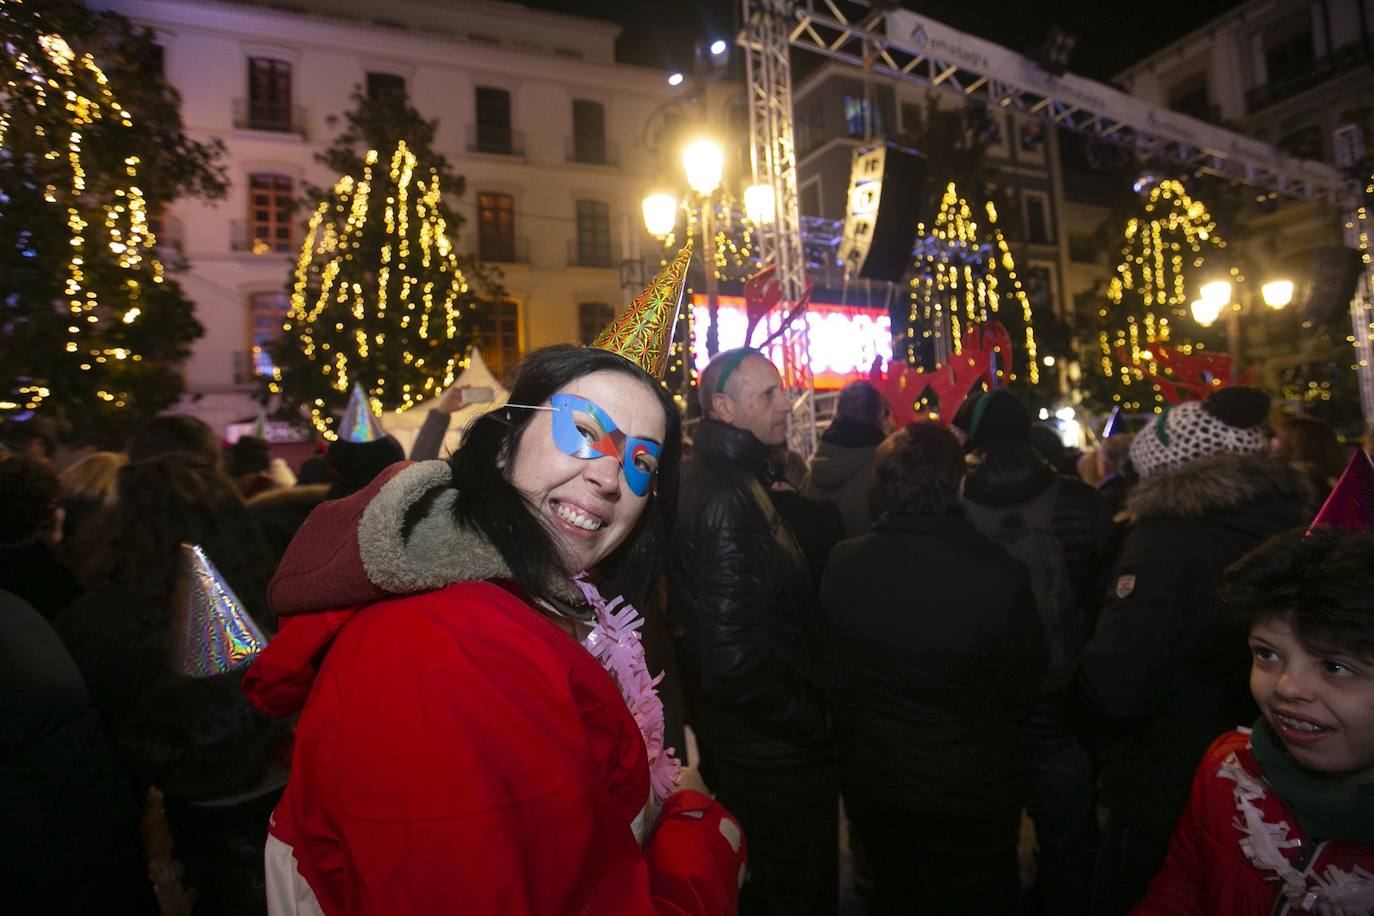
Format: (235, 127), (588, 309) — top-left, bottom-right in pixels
(1115, 345), (1254, 404)
(870, 322), (1012, 427)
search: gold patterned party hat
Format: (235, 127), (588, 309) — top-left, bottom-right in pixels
(591, 240), (692, 379)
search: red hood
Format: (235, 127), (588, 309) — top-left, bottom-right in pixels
(242, 463), (410, 717)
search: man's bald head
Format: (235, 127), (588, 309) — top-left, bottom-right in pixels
(699, 349), (790, 446)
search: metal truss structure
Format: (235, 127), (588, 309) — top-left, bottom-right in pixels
(742, 0), (1374, 435)
(742, 0), (819, 458)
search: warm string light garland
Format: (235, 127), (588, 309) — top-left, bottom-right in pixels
(270, 141), (474, 439)
(1099, 178), (1226, 411)
(907, 182), (1040, 386)
(0, 10), (161, 415)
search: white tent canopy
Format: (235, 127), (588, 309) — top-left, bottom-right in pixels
(380, 347), (508, 458)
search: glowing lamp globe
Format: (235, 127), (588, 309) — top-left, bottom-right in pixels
(1199, 280), (1232, 308)
(1262, 279), (1294, 309)
(744, 183), (776, 225)
(1191, 297), (1222, 327)
(641, 193), (678, 237)
(682, 139), (724, 196)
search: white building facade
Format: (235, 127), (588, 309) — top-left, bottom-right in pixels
(93, 0), (674, 433)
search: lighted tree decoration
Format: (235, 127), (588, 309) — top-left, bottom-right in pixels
(0, 0), (223, 444)
(906, 182), (1042, 394)
(1092, 178), (1229, 412)
(269, 141), (494, 438)
(268, 88), (498, 439)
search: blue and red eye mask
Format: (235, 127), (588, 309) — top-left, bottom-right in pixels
(507, 392), (662, 496)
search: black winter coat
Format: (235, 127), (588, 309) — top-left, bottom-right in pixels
(964, 443), (1113, 622)
(821, 512), (1047, 815)
(1079, 452), (1312, 843)
(671, 418), (843, 764)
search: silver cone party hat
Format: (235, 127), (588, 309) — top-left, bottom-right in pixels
(339, 383), (386, 443)
(172, 544), (267, 677)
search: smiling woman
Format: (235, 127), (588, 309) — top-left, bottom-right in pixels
(242, 244), (750, 915)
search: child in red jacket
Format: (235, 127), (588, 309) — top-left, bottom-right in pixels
(1135, 526), (1374, 914)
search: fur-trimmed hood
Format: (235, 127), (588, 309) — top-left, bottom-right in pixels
(1125, 452), (1313, 524)
(267, 461), (579, 619)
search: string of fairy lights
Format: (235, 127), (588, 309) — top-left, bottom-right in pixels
(1099, 178), (1227, 411)
(269, 141), (475, 439)
(907, 182), (1040, 386)
(0, 11), (162, 415)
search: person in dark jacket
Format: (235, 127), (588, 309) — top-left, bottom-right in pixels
(1, 589), (153, 915)
(771, 447), (846, 587)
(672, 347), (844, 916)
(0, 453), (82, 619)
(957, 391), (1111, 916)
(822, 422), (1047, 915)
(1080, 388), (1314, 913)
(803, 380), (889, 537)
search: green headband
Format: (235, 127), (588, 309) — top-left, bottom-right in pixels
(967, 391), (993, 441)
(713, 348), (758, 399)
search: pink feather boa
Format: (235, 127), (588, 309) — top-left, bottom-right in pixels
(575, 576), (681, 803)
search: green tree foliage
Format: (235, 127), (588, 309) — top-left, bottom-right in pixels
(0, 0), (226, 445)
(267, 89), (501, 438)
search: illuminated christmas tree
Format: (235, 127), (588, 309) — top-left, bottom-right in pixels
(906, 182), (1041, 389)
(0, 0), (220, 444)
(1091, 178), (1228, 412)
(269, 140), (495, 438)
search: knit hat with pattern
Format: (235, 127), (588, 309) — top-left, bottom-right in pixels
(1129, 387), (1269, 479)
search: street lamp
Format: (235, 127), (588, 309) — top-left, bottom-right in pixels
(678, 138), (726, 355)
(641, 193), (679, 239)
(1193, 273), (1292, 377)
(682, 139), (724, 195)
(744, 183), (776, 226)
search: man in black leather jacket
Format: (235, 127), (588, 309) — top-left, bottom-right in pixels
(671, 348), (844, 916)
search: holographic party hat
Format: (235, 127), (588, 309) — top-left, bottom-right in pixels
(1311, 450), (1374, 531)
(172, 544), (267, 677)
(591, 240), (691, 379)
(339, 383), (386, 443)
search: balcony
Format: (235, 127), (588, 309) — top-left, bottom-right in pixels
(466, 125), (526, 158)
(233, 98), (307, 138)
(564, 137), (619, 167)
(1246, 42), (1374, 115)
(229, 220), (294, 255)
(478, 234), (529, 265)
(566, 238), (620, 269)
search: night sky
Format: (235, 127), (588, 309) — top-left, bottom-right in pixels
(523, 0), (1245, 83)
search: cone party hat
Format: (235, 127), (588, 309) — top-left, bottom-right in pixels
(172, 544), (267, 677)
(340, 383), (386, 443)
(248, 412), (268, 440)
(1311, 450), (1374, 531)
(591, 240), (692, 378)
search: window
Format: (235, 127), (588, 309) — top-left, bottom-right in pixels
(1167, 73), (1211, 122)
(366, 71), (406, 104)
(1279, 125), (1323, 160)
(477, 192), (516, 262)
(572, 100), (607, 164)
(797, 103), (824, 157)
(249, 291), (290, 377)
(900, 101), (922, 135)
(1334, 124), (1366, 169)
(248, 173), (294, 253)
(1018, 121), (1045, 156)
(1023, 191), (1052, 246)
(475, 86), (512, 154)
(843, 95), (883, 138)
(578, 302), (616, 345)
(479, 300), (521, 379)
(1265, 20), (1314, 87)
(575, 200), (612, 267)
(248, 57), (293, 131)
(1024, 264), (1056, 317)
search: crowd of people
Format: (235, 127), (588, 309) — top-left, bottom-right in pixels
(4, 253), (1374, 915)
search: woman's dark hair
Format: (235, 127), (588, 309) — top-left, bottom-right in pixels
(325, 435), (406, 499)
(448, 345), (681, 606)
(74, 455), (277, 630)
(874, 422), (964, 515)
(0, 453), (60, 543)
(1225, 526), (1374, 663)
(127, 414), (223, 466)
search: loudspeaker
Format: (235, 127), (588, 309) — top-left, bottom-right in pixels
(838, 143), (926, 284)
(1289, 246), (1362, 324)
